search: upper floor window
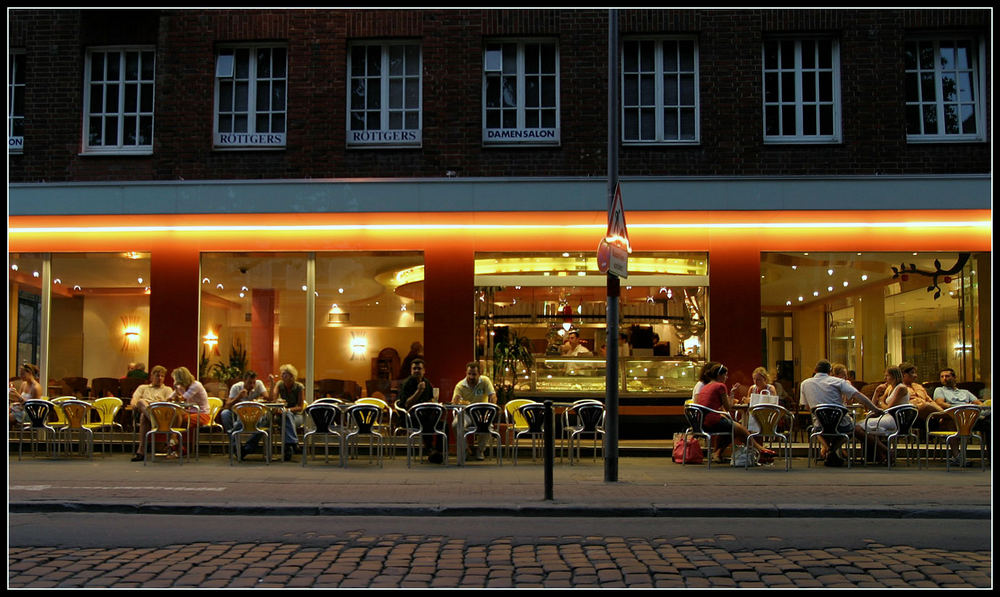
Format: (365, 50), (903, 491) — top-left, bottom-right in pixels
(762, 39), (840, 143)
(214, 45), (287, 149)
(483, 40), (559, 146)
(622, 38), (699, 144)
(83, 47), (155, 154)
(348, 42), (422, 147)
(9, 52), (24, 154)
(904, 36), (985, 142)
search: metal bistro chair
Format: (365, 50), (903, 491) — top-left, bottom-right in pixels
(682, 403), (733, 469)
(83, 396), (123, 454)
(302, 402), (346, 467)
(18, 399), (56, 459)
(55, 399), (94, 459)
(560, 399), (603, 462)
(391, 400), (414, 458)
(355, 397), (392, 455)
(863, 404), (919, 469)
(808, 404), (854, 468)
(462, 402), (503, 465)
(504, 398), (536, 461)
(513, 403), (547, 465)
(925, 405), (985, 471)
(406, 402), (447, 468)
(346, 403), (385, 467)
(747, 403), (793, 471)
(565, 401), (605, 465)
(230, 401), (272, 465)
(144, 402), (186, 465)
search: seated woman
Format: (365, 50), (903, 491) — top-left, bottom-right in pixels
(863, 366), (910, 434)
(166, 366), (212, 457)
(9, 363), (42, 427)
(695, 363), (775, 464)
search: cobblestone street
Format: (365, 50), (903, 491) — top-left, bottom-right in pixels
(10, 533), (991, 588)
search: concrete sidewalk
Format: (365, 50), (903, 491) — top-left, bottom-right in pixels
(8, 452), (991, 519)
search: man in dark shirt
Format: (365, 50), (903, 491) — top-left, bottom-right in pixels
(401, 358), (443, 463)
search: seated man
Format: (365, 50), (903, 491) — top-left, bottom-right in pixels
(129, 365), (174, 462)
(402, 358), (442, 464)
(933, 367), (988, 466)
(220, 370), (270, 457)
(451, 361), (497, 461)
(800, 359), (885, 466)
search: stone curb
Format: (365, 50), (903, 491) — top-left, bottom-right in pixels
(9, 501), (991, 519)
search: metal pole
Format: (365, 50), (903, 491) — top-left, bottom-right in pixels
(605, 8), (620, 483)
(544, 400), (554, 500)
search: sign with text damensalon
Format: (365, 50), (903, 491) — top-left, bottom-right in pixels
(483, 127), (560, 145)
(347, 129), (422, 147)
(215, 132), (285, 148)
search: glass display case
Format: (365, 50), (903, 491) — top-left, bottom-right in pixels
(505, 357), (704, 396)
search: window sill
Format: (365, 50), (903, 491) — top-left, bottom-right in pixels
(78, 149), (154, 157)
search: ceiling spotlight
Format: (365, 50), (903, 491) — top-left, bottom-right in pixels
(813, 291), (819, 297)
(54, 278), (62, 284)
(137, 277), (144, 284)
(827, 269), (834, 276)
(301, 285), (308, 291)
(785, 300), (792, 306)
(843, 281), (849, 287)
(797, 296), (804, 302)
(32, 271), (39, 278)
(217, 283), (224, 290)
(791, 265), (797, 270)
(861, 274), (868, 281)
(827, 286), (833, 292)
(202, 277), (210, 284)
(10, 264), (18, 271)
(338, 288), (344, 294)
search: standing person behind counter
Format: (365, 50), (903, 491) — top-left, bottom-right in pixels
(269, 364), (306, 461)
(560, 330), (593, 357)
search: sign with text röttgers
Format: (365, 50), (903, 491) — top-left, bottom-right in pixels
(597, 182), (631, 278)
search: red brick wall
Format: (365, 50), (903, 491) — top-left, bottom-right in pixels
(8, 9), (991, 184)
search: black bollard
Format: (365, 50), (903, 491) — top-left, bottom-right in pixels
(544, 400), (553, 501)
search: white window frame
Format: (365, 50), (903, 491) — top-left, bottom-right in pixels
(213, 44), (287, 150)
(347, 41), (422, 148)
(904, 34), (985, 143)
(9, 51), (24, 154)
(82, 45), (156, 155)
(762, 38), (841, 144)
(482, 39), (560, 146)
(621, 36), (700, 145)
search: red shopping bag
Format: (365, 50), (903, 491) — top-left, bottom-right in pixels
(672, 433), (704, 464)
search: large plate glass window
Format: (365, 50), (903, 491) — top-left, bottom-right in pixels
(904, 36), (985, 142)
(83, 47), (155, 154)
(9, 51), (24, 153)
(622, 38), (699, 144)
(214, 45), (287, 149)
(483, 40), (559, 146)
(348, 42), (422, 147)
(762, 38), (840, 143)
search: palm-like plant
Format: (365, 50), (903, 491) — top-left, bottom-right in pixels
(492, 329), (534, 405)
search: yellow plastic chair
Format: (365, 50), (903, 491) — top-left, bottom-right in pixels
(925, 405), (985, 471)
(55, 399), (94, 459)
(144, 402), (186, 465)
(201, 397), (225, 456)
(231, 401), (271, 465)
(83, 397), (123, 454)
(504, 399), (536, 461)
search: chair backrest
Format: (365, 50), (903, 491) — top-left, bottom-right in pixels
(61, 377), (89, 398)
(50, 396), (74, 426)
(749, 403), (788, 435)
(505, 399), (536, 428)
(409, 403), (444, 434)
(232, 401), (268, 431)
(23, 399), (54, 429)
(118, 377), (145, 399)
(314, 397), (345, 404)
(356, 397), (390, 424)
(206, 397), (224, 421)
(90, 377), (121, 398)
(518, 403), (546, 433)
(573, 402), (604, 432)
(148, 402), (182, 432)
(348, 403), (381, 433)
(886, 404), (919, 434)
(683, 403), (711, 434)
(306, 403), (343, 433)
(811, 404), (849, 435)
(91, 397), (123, 425)
(948, 405), (982, 436)
(465, 403), (500, 432)
(60, 399), (91, 429)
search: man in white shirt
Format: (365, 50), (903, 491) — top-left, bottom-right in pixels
(560, 331), (592, 357)
(799, 360), (883, 466)
(452, 361), (497, 461)
(129, 365), (173, 462)
(933, 368), (987, 466)
(220, 371), (269, 457)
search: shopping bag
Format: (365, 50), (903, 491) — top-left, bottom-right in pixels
(672, 433), (704, 464)
(747, 390), (778, 433)
(731, 444), (759, 467)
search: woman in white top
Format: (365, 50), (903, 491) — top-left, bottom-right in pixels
(169, 366), (211, 427)
(9, 363), (42, 425)
(862, 366), (909, 434)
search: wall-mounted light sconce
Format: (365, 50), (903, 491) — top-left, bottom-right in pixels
(121, 315), (142, 353)
(328, 304), (350, 324)
(203, 326), (220, 355)
(350, 332), (367, 360)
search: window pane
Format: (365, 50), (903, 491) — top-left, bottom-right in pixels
(90, 85), (103, 112)
(640, 74), (654, 104)
(405, 111), (418, 129)
(680, 107), (695, 139)
(639, 40), (654, 71)
(819, 104), (832, 135)
(679, 74), (694, 105)
(502, 45), (517, 74)
(124, 115), (137, 145)
(256, 113), (269, 132)
(219, 81), (233, 111)
(485, 77), (500, 108)
(367, 111), (380, 130)
(764, 72), (778, 102)
(640, 107), (655, 139)
(663, 109), (677, 139)
(219, 115), (232, 133)
(780, 41), (795, 68)
(765, 106), (779, 136)
(235, 49), (250, 78)
(367, 79), (381, 109)
(904, 72), (918, 102)
(389, 45), (404, 76)
(352, 48), (365, 74)
(257, 81), (270, 111)
(525, 77), (538, 108)
(624, 76), (638, 105)
(352, 79), (366, 110)
(389, 79), (403, 108)
(623, 41), (638, 72)
(524, 44), (539, 74)
(273, 48), (286, 78)
(920, 73), (936, 101)
(541, 44), (555, 73)
(126, 51), (139, 80)
(389, 111), (402, 129)
(107, 52), (120, 80)
(525, 110), (538, 128)
(350, 112), (364, 131)
(106, 84), (119, 112)
(679, 40), (694, 70)
(818, 40), (831, 68)
(781, 105), (795, 134)
(91, 53), (104, 81)
(89, 117), (103, 145)
(663, 74), (677, 105)
(272, 113), (284, 134)
(139, 115), (152, 144)
(943, 104), (958, 134)
(141, 51), (155, 79)
(818, 72), (832, 102)
(104, 117), (118, 145)
(257, 48), (271, 78)
(405, 45), (419, 75)
(502, 77), (516, 108)
(405, 77), (419, 108)
(124, 84), (137, 112)
(624, 109), (638, 140)
(922, 105), (937, 133)
(140, 83), (154, 112)
(502, 110), (515, 128)
(803, 105), (816, 135)
(781, 72), (795, 102)
(234, 114), (248, 133)
(235, 82), (248, 111)
(801, 41), (815, 69)
(905, 105), (921, 135)
(961, 104), (976, 134)
(763, 42), (778, 70)
(272, 83), (285, 111)
(662, 40), (677, 71)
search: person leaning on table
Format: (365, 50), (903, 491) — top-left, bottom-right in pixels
(451, 361), (497, 461)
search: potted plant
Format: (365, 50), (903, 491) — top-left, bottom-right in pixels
(491, 328), (534, 406)
(210, 338), (248, 388)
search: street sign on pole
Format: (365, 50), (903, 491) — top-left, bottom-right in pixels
(601, 182), (630, 279)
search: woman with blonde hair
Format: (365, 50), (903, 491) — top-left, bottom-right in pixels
(169, 366), (211, 427)
(270, 363), (306, 460)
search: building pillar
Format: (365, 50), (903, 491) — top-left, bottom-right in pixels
(148, 244), (200, 384)
(251, 289), (278, 379)
(707, 245), (762, 388)
(422, 243), (475, 394)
